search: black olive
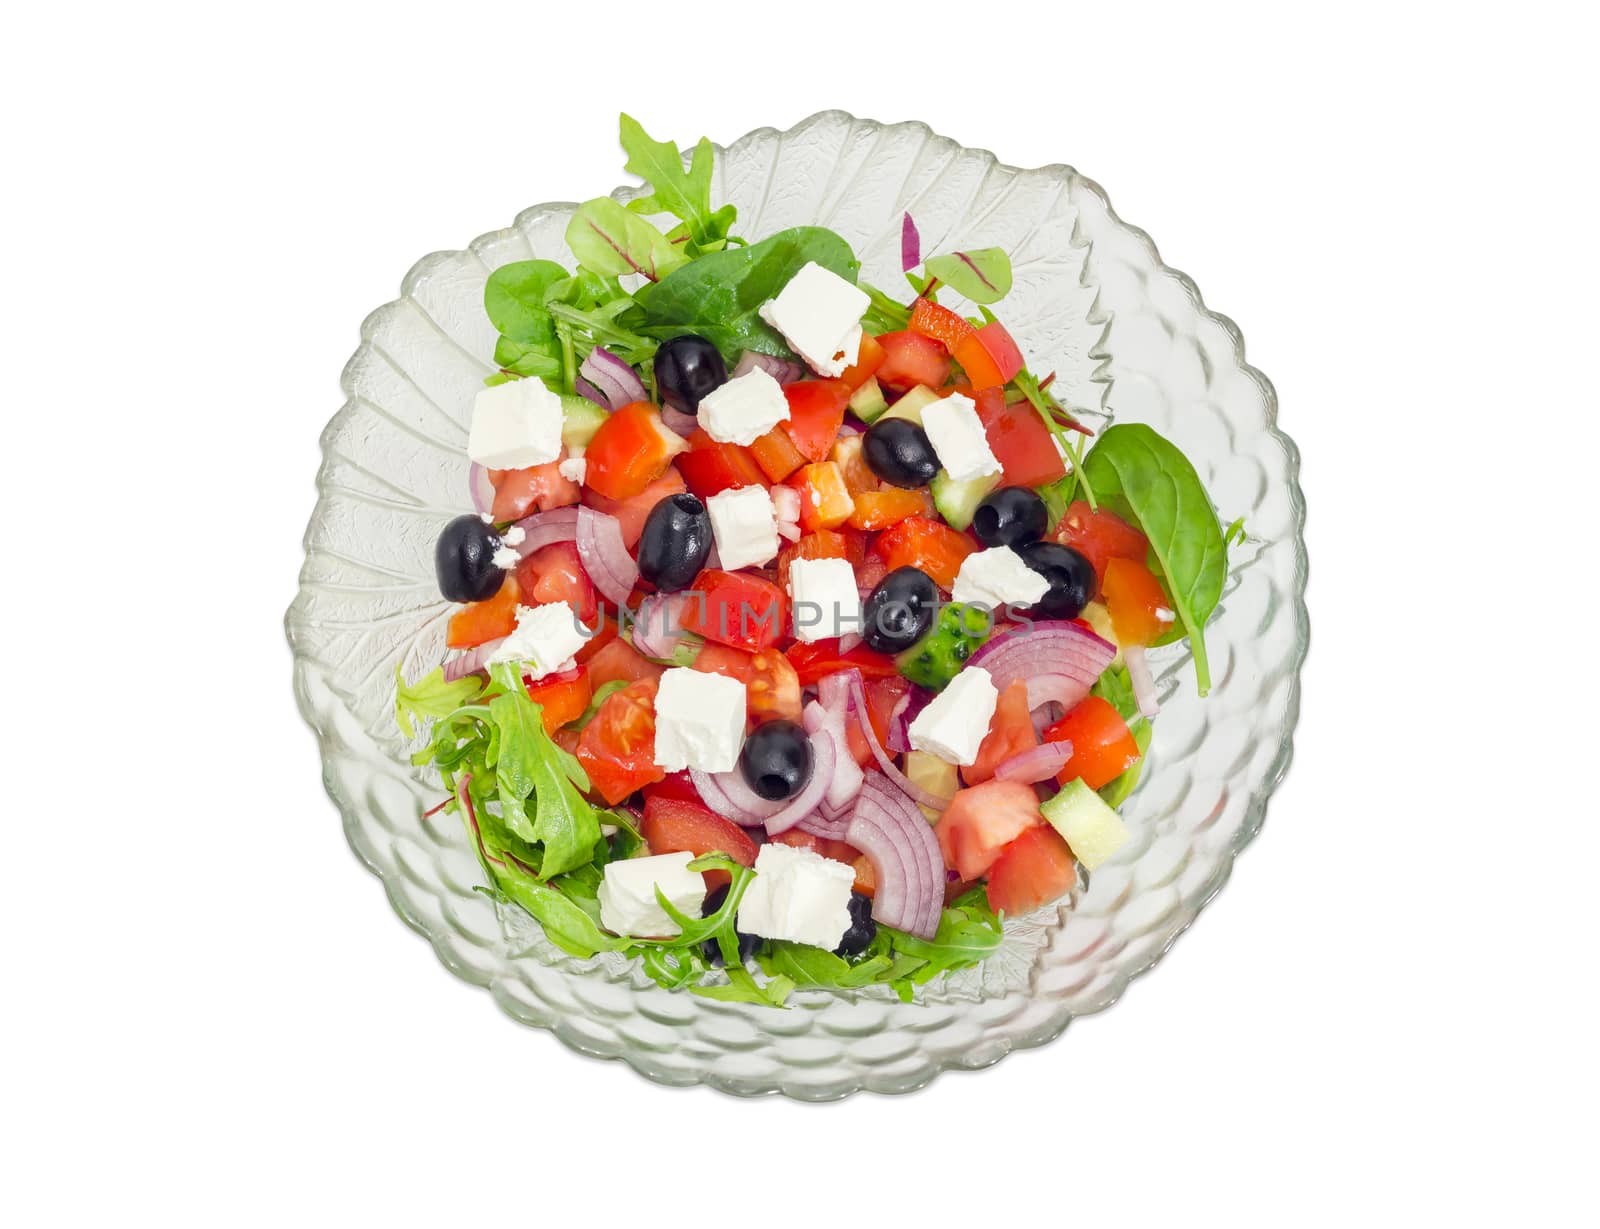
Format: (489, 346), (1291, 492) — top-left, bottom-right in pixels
(1016, 541), (1097, 620)
(833, 892), (877, 958)
(700, 883), (761, 966)
(861, 566), (939, 653)
(653, 334), (727, 412)
(973, 486), (1049, 549)
(636, 494), (712, 592)
(739, 720), (813, 802)
(435, 513), (506, 602)
(863, 418), (940, 488)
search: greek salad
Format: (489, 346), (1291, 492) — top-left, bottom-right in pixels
(396, 116), (1235, 1006)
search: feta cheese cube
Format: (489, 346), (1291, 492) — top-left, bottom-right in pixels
(787, 556), (862, 643)
(757, 262), (870, 377)
(907, 667), (998, 766)
(921, 393), (1002, 482)
(486, 601), (590, 678)
(598, 851), (706, 937)
(736, 842), (855, 949)
(951, 546), (1050, 611)
(653, 666), (747, 773)
(468, 377), (564, 470)
(705, 485), (780, 572)
(699, 367), (790, 445)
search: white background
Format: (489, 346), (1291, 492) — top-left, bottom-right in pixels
(5, 3), (1596, 1225)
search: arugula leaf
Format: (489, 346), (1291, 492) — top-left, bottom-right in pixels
(565, 197), (687, 282)
(925, 247), (1013, 304)
(881, 887), (1004, 969)
(490, 873), (627, 959)
(1081, 425), (1227, 694)
(394, 665), (484, 739)
(628, 226), (859, 360)
(486, 664), (603, 877)
(617, 114), (737, 255)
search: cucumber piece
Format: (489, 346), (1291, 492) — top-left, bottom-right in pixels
(1040, 778), (1130, 870)
(560, 395), (609, 449)
(848, 376), (889, 423)
(930, 469), (1001, 532)
(895, 603), (993, 690)
(878, 383), (942, 425)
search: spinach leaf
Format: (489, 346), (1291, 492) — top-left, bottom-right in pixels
(393, 664), (484, 739)
(925, 247), (1013, 304)
(618, 113), (737, 254)
(484, 259), (567, 344)
(627, 226), (859, 360)
(565, 197), (687, 282)
(1081, 424), (1227, 694)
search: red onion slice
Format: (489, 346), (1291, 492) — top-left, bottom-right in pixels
(901, 211), (922, 272)
(994, 740), (1074, 784)
(802, 699), (864, 814)
(659, 403), (699, 438)
(1124, 644), (1160, 718)
(760, 730), (836, 835)
(796, 810), (852, 841)
(1026, 673), (1092, 714)
(776, 521), (801, 543)
(469, 463), (496, 517)
(886, 685), (934, 754)
(968, 621), (1116, 694)
(442, 637), (506, 682)
(631, 593), (689, 660)
(731, 350), (805, 385)
(845, 773), (944, 938)
(575, 506), (639, 606)
(824, 669), (952, 813)
(507, 506), (580, 558)
(578, 346), (647, 411)
(689, 769), (778, 827)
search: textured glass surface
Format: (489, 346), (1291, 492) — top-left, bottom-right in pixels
(287, 111), (1308, 1099)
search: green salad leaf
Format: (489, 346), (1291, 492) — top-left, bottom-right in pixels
(565, 197), (687, 283)
(1080, 424), (1227, 694)
(394, 665), (484, 739)
(484, 259), (568, 344)
(925, 247), (1013, 304)
(618, 114), (738, 255)
(627, 226), (859, 360)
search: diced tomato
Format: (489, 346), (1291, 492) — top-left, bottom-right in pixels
(522, 666), (592, 735)
(1054, 501), (1149, 585)
(775, 529), (847, 591)
(787, 461), (855, 531)
(582, 468), (686, 550)
(583, 402), (687, 501)
(513, 540), (597, 627)
(489, 459), (581, 522)
(749, 425), (807, 483)
(446, 573), (519, 648)
(575, 677), (664, 804)
(1101, 557), (1170, 646)
(574, 613), (618, 664)
(934, 779), (1044, 881)
(675, 428), (767, 499)
(863, 674), (912, 750)
(781, 380), (850, 462)
(689, 642), (752, 684)
(854, 553), (888, 593)
(643, 771), (700, 805)
(679, 569), (789, 652)
(972, 391), (1068, 487)
(874, 330), (950, 392)
(769, 828), (864, 870)
(641, 795), (759, 891)
(909, 297), (976, 351)
(584, 637), (664, 691)
(1044, 696), (1141, 790)
(851, 854), (876, 898)
(785, 639), (901, 687)
(962, 680), (1037, 786)
(974, 320), (1025, 384)
(843, 720), (875, 768)
(847, 488), (933, 531)
(984, 825), (1077, 916)
(829, 434), (877, 496)
(839, 332), (886, 390)
(746, 648), (802, 723)
(874, 516), (975, 591)
(838, 526), (872, 567)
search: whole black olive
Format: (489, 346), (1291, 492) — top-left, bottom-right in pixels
(636, 493), (712, 592)
(833, 892), (877, 958)
(700, 883), (761, 966)
(863, 418), (940, 488)
(1016, 541), (1097, 620)
(653, 334), (728, 412)
(435, 513), (506, 602)
(973, 486), (1049, 549)
(861, 566), (939, 653)
(739, 720), (813, 801)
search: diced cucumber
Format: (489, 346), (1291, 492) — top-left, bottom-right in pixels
(930, 469), (1001, 532)
(1040, 778), (1130, 870)
(848, 376), (889, 423)
(878, 383), (942, 425)
(560, 395), (609, 449)
(895, 603), (993, 690)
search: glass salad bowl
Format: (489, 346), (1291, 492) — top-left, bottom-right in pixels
(287, 111), (1308, 1100)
